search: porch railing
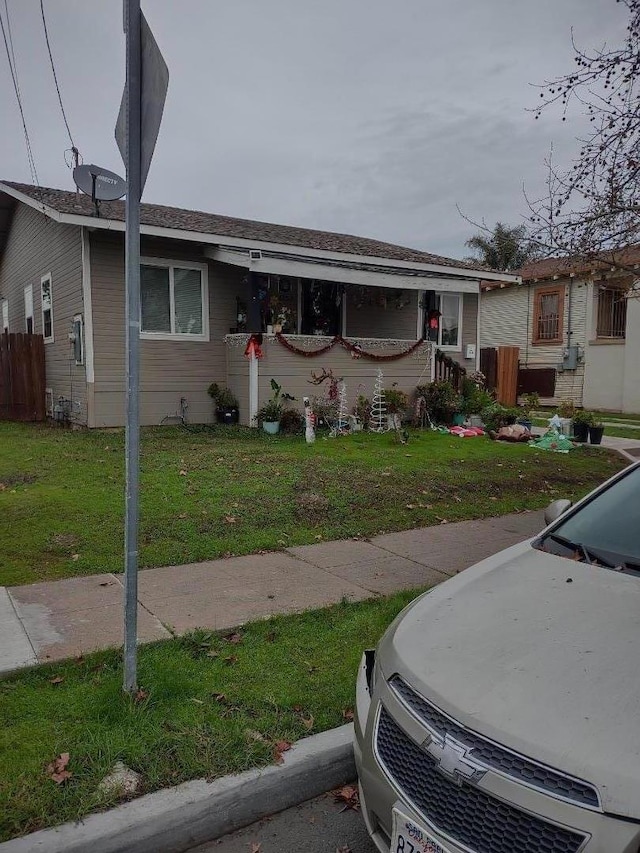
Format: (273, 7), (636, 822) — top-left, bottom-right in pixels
(434, 348), (466, 391)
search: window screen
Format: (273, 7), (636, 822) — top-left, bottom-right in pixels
(174, 268), (203, 334)
(439, 293), (460, 347)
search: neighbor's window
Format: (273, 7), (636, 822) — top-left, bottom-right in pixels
(438, 293), (461, 348)
(1, 299), (8, 333)
(24, 284), (34, 334)
(73, 314), (84, 365)
(596, 285), (627, 339)
(140, 261), (207, 339)
(533, 286), (563, 343)
(41, 274), (54, 342)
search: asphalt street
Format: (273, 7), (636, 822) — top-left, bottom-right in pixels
(190, 792), (377, 853)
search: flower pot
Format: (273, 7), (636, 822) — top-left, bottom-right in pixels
(216, 406), (239, 425)
(558, 417), (573, 437)
(573, 421), (589, 443)
(589, 425), (604, 445)
(262, 420), (280, 435)
(469, 415), (485, 428)
(452, 412), (465, 426)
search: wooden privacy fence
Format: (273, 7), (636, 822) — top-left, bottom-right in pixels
(480, 346), (519, 405)
(0, 332), (46, 422)
(480, 347), (498, 392)
(434, 348), (466, 391)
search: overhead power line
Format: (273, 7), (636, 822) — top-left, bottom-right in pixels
(39, 0), (77, 155)
(0, 2), (39, 184)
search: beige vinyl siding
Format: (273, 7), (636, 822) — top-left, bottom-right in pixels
(345, 290), (419, 338)
(90, 233), (245, 427)
(226, 344), (250, 421)
(0, 203), (86, 423)
(481, 280), (588, 405)
(253, 337), (432, 426)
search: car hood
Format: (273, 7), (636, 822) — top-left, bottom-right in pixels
(382, 541), (640, 817)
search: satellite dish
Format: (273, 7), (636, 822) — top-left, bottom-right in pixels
(73, 164), (126, 201)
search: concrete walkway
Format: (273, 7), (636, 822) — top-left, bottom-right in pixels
(0, 510), (545, 675)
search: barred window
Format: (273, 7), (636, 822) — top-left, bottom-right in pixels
(533, 286), (563, 343)
(596, 285), (627, 338)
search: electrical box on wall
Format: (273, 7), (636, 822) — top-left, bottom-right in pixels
(465, 343), (476, 360)
(558, 345), (579, 372)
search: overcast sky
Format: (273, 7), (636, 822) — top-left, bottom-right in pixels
(0, 0), (628, 259)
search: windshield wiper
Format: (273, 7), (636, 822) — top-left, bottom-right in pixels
(545, 533), (616, 568)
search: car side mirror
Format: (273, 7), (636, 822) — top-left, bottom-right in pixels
(544, 499), (572, 526)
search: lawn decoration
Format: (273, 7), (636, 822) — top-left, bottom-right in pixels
(369, 369), (387, 433)
(303, 396), (316, 444)
(335, 381), (349, 434)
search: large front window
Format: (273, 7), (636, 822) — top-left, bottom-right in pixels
(438, 293), (461, 348)
(140, 260), (208, 340)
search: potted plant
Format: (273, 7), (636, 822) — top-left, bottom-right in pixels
(589, 417), (605, 445)
(256, 379), (295, 434)
(461, 378), (494, 426)
(572, 409), (593, 443)
(517, 392), (539, 431)
(556, 399), (576, 437)
(207, 383), (239, 425)
(418, 381), (463, 425)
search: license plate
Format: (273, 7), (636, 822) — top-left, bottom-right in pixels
(391, 807), (456, 853)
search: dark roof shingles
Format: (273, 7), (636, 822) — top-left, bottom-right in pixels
(2, 181), (484, 270)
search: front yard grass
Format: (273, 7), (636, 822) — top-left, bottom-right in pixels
(0, 590), (419, 842)
(0, 422), (625, 587)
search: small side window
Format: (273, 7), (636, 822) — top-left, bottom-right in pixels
(1, 299), (8, 333)
(41, 274), (54, 343)
(73, 315), (84, 365)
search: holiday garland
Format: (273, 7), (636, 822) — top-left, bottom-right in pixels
(274, 333), (427, 361)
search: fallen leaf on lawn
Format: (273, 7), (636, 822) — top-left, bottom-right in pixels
(304, 660), (318, 674)
(178, 513), (188, 519)
(134, 688), (149, 703)
(273, 740), (292, 764)
(380, 471), (391, 476)
(301, 715), (314, 731)
(405, 503), (416, 510)
(246, 729), (267, 743)
(333, 785), (359, 811)
(314, 534), (322, 540)
(250, 843), (262, 853)
(224, 632), (243, 645)
(277, 539), (287, 546)
(179, 470), (188, 476)
(292, 704), (303, 713)
(212, 693), (228, 703)
(206, 650), (220, 658)
(71, 554), (80, 561)
(47, 752), (72, 784)
(342, 708), (354, 722)
(224, 515), (237, 524)
(49, 676), (64, 686)
(190, 698), (204, 705)
(223, 655), (238, 666)
(266, 631), (277, 642)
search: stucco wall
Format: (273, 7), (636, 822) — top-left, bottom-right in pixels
(0, 203), (87, 423)
(622, 295), (640, 413)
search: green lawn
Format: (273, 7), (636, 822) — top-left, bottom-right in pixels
(0, 591), (419, 842)
(0, 422), (625, 587)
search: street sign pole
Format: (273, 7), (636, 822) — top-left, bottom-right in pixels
(123, 0), (142, 695)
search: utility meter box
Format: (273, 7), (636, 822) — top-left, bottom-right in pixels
(559, 345), (579, 371)
(465, 343), (476, 361)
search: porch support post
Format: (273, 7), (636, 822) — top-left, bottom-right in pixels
(249, 350), (259, 426)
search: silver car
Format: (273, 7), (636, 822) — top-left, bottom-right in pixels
(355, 461), (640, 853)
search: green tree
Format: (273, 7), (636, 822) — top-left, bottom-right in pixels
(465, 222), (537, 271)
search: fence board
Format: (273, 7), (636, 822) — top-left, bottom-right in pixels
(0, 332), (46, 421)
(496, 346), (519, 406)
(480, 347), (498, 392)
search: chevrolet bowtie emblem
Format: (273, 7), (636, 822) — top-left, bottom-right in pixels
(424, 733), (487, 786)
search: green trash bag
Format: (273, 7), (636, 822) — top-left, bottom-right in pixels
(530, 427), (576, 454)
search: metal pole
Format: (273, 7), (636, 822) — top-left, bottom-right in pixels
(123, 0), (141, 695)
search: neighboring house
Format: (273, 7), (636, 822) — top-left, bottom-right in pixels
(0, 180), (516, 427)
(481, 253), (640, 412)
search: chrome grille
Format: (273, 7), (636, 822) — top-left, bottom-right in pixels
(376, 707), (586, 853)
(389, 675), (600, 809)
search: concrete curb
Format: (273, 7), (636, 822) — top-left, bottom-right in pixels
(0, 724), (356, 853)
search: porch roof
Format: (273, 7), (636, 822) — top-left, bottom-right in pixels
(0, 181), (518, 286)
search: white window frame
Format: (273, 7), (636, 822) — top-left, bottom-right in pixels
(436, 292), (463, 352)
(73, 314), (84, 365)
(1, 298), (8, 333)
(140, 257), (209, 342)
(41, 273), (54, 343)
(24, 284), (34, 334)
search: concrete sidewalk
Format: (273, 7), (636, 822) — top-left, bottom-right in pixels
(0, 510), (544, 675)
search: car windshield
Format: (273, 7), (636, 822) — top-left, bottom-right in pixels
(538, 465), (640, 570)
